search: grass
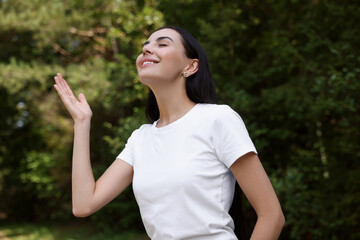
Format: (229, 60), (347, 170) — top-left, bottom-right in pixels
(0, 222), (149, 240)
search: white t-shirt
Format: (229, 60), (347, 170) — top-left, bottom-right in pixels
(117, 103), (257, 240)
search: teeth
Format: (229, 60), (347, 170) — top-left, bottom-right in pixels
(142, 61), (156, 66)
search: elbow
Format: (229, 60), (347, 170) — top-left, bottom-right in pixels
(260, 207), (285, 232)
(72, 206), (93, 218)
(277, 208), (286, 230)
(279, 211), (286, 228)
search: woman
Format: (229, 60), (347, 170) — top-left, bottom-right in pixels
(54, 26), (285, 240)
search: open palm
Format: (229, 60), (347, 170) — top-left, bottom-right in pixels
(54, 73), (92, 122)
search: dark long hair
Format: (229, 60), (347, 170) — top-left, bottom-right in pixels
(144, 26), (246, 239)
(145, 26), (216, 122)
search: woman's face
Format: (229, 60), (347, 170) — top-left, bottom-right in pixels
(136, 28), (191, 87)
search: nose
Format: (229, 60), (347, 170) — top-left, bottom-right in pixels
(142, 44), (153, 55)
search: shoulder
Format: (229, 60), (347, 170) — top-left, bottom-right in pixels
(196, 103), (239, 121)
(196, 104), (249, 135)
(138, 123), (153, 131)
(198, 103), (235, 113)
(128, 123), (152, 140)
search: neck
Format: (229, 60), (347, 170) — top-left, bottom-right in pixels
(151, 82), (195, 128)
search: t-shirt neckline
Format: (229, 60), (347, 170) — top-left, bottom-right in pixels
(152, 103), (200, 133)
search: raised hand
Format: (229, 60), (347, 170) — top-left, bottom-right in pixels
(54, 73), (93, 123)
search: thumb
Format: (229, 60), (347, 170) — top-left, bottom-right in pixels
(78, 93), (87, 103)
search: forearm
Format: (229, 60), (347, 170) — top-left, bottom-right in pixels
(250, 212), (285, 240)
(71, 120), (95, 216)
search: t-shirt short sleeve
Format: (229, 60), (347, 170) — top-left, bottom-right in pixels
(116, 129), (139, 166)
(213, 105), (257, 168)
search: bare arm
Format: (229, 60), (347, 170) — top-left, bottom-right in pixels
(54, 73), (133, 217)
(230, 152), (285, 240)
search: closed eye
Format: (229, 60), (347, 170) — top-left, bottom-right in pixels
(159, 44), (167, 47)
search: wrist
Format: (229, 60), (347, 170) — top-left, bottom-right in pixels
(74, 119), (91, 129)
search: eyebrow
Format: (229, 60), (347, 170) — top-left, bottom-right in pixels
(142, 36), (174, 47)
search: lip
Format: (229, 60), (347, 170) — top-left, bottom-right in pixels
(140, 58), (160, 67)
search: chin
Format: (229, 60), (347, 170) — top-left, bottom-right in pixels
(138, 75), (155, 87)
(138, 74), (166, 88)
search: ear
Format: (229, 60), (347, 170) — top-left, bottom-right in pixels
(183, 59), (199, 78)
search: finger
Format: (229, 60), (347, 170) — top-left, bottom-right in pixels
(56, 73), (63, 87)
(58, 74), (75, 98)
(54, 77), (73, 104)
(53, 84), (59, 93)
(57, 73), (75, 100)
(64, 79), (76, 99)
(54, 84), (69, 105)
(54, 75), (61, 89)
(54, 79), (68, 101)
(54, 77), (64, 96)
(57, 72), (64, 81)
(78, 93), (92, 115)
(78, 93), (87, 103)
(57, 73), (69, 95)
(54, 74), (66, 95)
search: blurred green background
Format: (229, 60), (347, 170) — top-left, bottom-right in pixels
(0, 0), (359, 239)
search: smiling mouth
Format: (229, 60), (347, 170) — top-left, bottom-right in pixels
(141, 61), (158, 66)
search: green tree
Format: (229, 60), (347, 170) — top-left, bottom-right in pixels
(0, 0), (164, 231)
(160, 0), (360, 239)
(1, 0), (359, 238)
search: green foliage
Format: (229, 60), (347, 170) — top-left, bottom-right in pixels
(20, 152), (57, 198)
(0, 0), (163, 231)
(0, 0), (359, 239)
(160, 0), (360, 239)
(0, 222), (149, 240)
